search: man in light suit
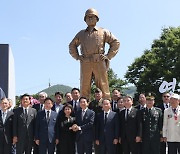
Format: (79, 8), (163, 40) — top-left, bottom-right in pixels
(35, 97), (58, 154)
(119, 96), (141, 154)
(163, 93), (180, 154)
(72, 96), (95, 154)
(0, 98), (14, 154)
(52, 92), (64, 113)
(95, 99), (119, 154)
(13, 94), (37, 154)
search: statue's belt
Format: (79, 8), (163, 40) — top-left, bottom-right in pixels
(81, 54), (109, 70)
(82, 54), (102, 62)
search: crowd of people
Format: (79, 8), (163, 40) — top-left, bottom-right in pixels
(0, 87), (180, 154)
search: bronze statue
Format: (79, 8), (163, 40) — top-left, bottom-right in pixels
(69, 8), (120, 99)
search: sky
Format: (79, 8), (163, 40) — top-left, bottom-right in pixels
(0, 0), (180, 96)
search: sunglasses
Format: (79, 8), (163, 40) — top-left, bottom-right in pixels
(163, 96), (170, 98)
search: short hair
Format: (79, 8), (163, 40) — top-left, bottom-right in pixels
(39, 92), (48, 98)
(65, 92), (71, 97)
(112, 89), (120, 93)
(162, 92), (170, 96)
(55, 92), (63, 98)
(102, 99), (111, 104)
(71, 88), (80, 93)
(94, 88), (102, 93)
(79, 96), (89, 103)
(44, 97), (54, 104)
(123, 95), (133, 101)
(117, 97), (123, 102)
(0, 97), (8, 103)
(20, 94), (31, 100)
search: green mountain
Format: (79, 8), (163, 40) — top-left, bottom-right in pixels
(38, 84), (72, 96)
(122, 86), (137, 97)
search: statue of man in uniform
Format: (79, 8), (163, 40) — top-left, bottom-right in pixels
(69, 8), (120, 99)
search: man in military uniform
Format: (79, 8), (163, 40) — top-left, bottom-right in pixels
(140, 95), (163, 154)
(69, 8), (120, 99)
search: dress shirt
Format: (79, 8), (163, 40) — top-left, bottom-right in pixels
(140, 104), (146, 110)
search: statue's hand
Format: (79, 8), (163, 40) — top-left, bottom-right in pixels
(78, 55), (84, 62)
(100, 54), (109, 61)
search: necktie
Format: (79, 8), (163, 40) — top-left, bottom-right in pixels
(2, 112), (5, 124)
(125, 109), (129, 120)
(24, 109), (28, 121)
(74, 101), (77, 112)
(113, 102), (117, 110)
(82, 110), (85, 121)
(104, 112), (108, 124)
(47, 111), (50, 123)
(166, 104), (168, 109)
(40, 104), (43, 110)
(173, 108), (176, 114)
(148, 108), (151, 116)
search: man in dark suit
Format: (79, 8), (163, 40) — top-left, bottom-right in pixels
(95, 99), (119, 154)
(135, 93), (147, 154)
(33, 92), (48, 112)
(0, 98), (14, 154)
(72, 96), (95, 154)
(111, 89), (121, 111)
(157, 92), (170, 154)
(32, 92), (47, 154)
(13, 94), (37, 154)
(68, 88), (81, 113)
(35, 97), (58, 154)
(119, 96), (141, 154)
(114, 97), (125, 154)
(51, 92), (64, 113)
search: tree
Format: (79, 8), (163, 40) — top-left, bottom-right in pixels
(125, 27), (180, 102)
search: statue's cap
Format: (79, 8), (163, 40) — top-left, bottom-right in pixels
(84, 8), (99, 21)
